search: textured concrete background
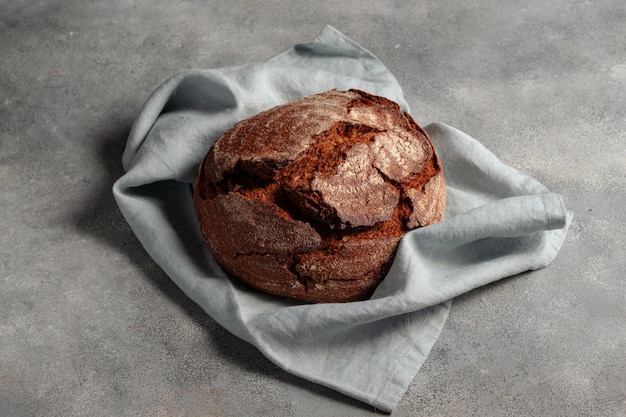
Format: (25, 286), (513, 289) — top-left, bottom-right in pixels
(1, 0), (625, 416)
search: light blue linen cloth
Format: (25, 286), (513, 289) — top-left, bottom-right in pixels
(113, 26), (571, 412)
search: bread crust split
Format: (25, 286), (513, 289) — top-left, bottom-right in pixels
(194, 89), (445, 303)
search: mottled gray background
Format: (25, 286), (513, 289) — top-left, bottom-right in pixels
(1, 1), (625, 416)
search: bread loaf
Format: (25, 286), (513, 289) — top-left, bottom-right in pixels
(193, 89), (445, 303)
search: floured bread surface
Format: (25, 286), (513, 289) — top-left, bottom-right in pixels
(194, 89), (445, 303)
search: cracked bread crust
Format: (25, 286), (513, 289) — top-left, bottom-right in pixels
(193, 89), (445, 303)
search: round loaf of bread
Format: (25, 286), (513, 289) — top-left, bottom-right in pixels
(193, 89), (445, 303)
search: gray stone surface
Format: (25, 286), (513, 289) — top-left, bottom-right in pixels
(1, 0), (624, 415)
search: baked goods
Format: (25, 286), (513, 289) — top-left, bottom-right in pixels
(193, 89), (445, 303)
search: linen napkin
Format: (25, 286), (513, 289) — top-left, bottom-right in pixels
(113, 26), (572, 412)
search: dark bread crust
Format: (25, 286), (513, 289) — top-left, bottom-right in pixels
(194, 89), (445, 303)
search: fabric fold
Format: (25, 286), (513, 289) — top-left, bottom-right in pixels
(113, 25), (571, 413)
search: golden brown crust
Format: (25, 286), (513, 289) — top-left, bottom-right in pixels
(193, 89), (446, 303)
